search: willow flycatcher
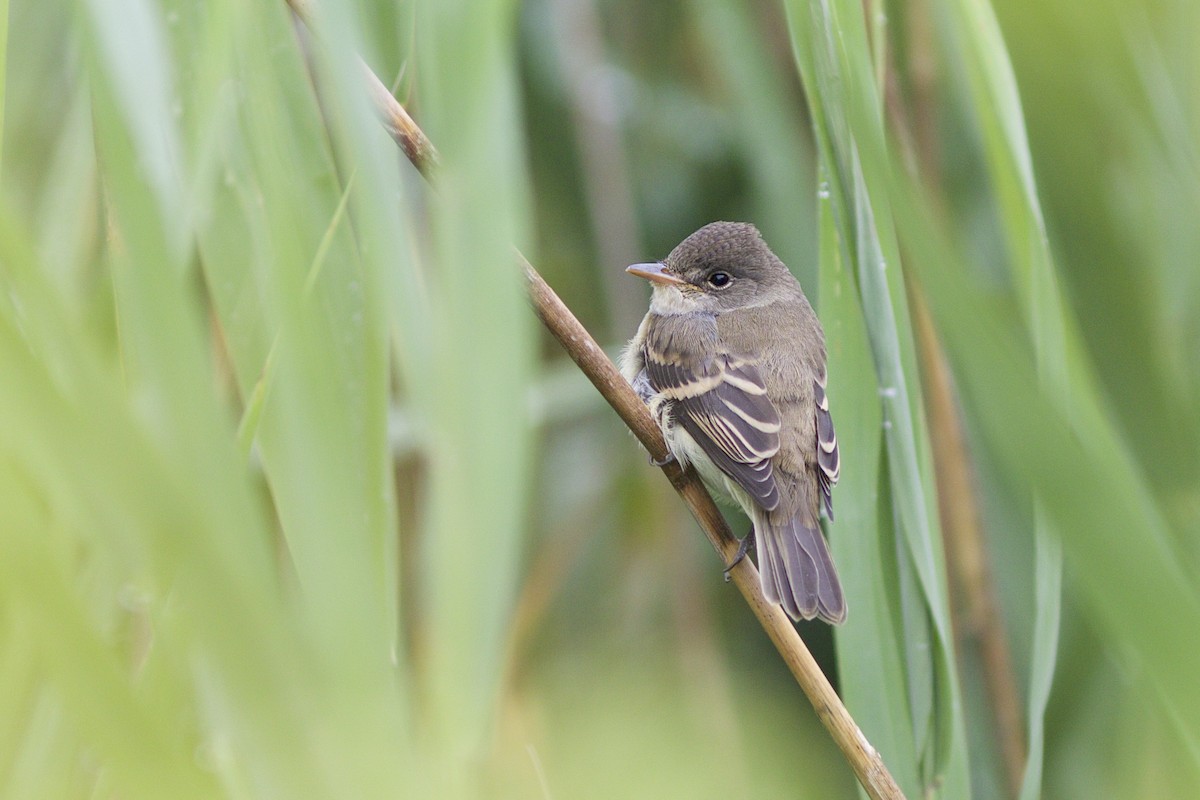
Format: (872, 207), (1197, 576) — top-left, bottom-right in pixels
(621, 222), (844, 623)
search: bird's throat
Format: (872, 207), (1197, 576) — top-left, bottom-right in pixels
(649, 284), (702, 316)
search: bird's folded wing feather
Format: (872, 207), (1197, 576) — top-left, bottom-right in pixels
(814, 366), (839, 520)
(645, 346), (782, 512)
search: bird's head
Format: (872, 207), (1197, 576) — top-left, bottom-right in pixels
(626, 222), (793, 315)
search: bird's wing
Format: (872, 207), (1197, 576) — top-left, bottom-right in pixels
(814, 366), (839, 520)
(646, 347), (783, 512)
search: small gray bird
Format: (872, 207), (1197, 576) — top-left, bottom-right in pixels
(620, 222), (844, 623)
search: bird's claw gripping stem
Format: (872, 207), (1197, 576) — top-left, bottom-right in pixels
(723, 530), (755, 581)
(649, 451), (675, 467)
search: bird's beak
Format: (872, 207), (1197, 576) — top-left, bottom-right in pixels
(626, 262), (687, 286)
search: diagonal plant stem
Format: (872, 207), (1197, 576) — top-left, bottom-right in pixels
(286, 0), (437, 177)
(285, 4), (904, 797)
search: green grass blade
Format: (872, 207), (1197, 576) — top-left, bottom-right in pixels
(414, 0), (536, 781)
(1020, 511), (1062, 800)
(183, 2), (410, 789)
(892, 172), (1200, 762)
(689, 0), (817, 291)
(936, 0), (1074, 790)
(820, 168), (921, 798)
(783, 0), (972, 792)
(0, 0), (8, 173)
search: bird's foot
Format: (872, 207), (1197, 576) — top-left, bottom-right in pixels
(723, 530), (756, 581)
(649, 451), (675, 467)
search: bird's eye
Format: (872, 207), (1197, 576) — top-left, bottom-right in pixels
(707, 271), (731, 288)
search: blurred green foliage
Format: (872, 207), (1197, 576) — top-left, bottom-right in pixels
(0, 0), (1197, 798)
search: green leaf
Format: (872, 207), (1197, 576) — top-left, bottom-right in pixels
(891, 171), (1200, 766)
(821, 168), (921, 799)
(689, 0), (817, 292)
(783, 0), (972, 793)
(413, 0), (536, 779)
(936, 0), (1070, 791)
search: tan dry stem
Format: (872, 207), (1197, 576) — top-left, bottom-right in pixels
(285, 0), (438, 176)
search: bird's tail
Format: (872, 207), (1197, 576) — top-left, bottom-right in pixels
(753, 508), (846, 624)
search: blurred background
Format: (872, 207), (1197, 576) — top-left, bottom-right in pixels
(1, 0), (1198, 798)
